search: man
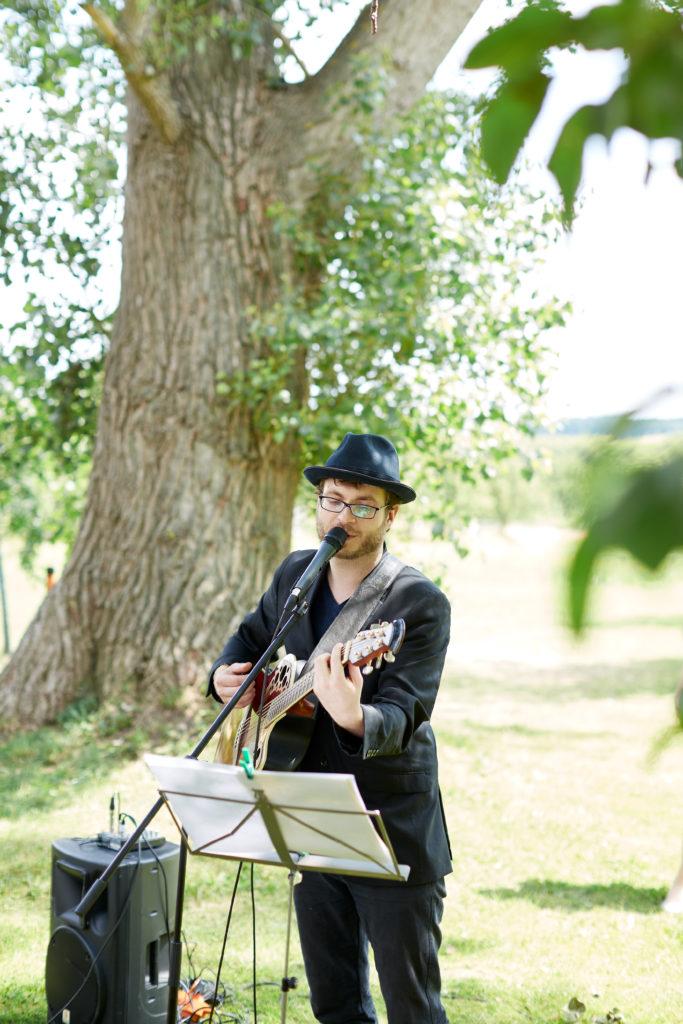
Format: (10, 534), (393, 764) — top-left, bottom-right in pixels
(208, 433), (452, 1024)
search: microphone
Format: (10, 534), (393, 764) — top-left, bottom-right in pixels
(283, 527), (347, 613)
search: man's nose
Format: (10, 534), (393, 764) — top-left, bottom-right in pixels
(336, 503), (355, 524)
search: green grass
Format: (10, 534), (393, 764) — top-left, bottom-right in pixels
(3, 512), (683, 1023)
(436, 683), (683, 1024)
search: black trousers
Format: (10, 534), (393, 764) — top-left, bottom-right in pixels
(293, 872), (449, 1024)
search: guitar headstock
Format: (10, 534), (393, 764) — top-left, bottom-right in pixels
(346, 619), (406, 675)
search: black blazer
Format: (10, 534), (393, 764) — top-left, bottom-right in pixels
(208, 549), (452, 884)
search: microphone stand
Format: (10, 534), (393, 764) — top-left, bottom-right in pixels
(71, 598), (313, 1024)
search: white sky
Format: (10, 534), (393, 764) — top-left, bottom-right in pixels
(540, 140), (683, 422)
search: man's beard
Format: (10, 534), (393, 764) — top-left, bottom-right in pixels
(316, 512), (388, 561)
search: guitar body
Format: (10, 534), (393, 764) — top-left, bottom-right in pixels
(213, 620), (406, 772)
(255, 702), (317, 771)
(232, 655), (317, 771)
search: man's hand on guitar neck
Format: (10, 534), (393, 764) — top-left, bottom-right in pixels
(313, 643), (365, 738)
(213, 662), (256, 708)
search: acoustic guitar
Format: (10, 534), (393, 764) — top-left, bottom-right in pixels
(214, 619), (406, 772)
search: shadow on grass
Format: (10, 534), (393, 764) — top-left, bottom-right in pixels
(481, 878), (667, 914)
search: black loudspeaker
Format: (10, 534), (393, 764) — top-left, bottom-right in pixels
(46, 835), (180, 1024)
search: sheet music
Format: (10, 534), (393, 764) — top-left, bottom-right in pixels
(145, 754), (409, 880)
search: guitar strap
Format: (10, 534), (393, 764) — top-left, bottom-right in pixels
(296, 551), (406, 678)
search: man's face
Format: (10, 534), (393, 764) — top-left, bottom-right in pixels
(316, 479), (398, 561)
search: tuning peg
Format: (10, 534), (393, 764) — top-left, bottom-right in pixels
(384, 651), (395, 663)
(362, 665), (373, 675)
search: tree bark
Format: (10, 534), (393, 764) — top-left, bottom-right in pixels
(0, 0), (480, 732)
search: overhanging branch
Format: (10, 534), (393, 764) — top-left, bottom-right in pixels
(81, 1), (183, 145)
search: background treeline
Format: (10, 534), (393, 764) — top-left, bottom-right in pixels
(442, 428), (683, 530)
(554, 417), (683, 437)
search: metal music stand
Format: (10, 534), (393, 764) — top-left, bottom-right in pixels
(145, 753), (409, 1022)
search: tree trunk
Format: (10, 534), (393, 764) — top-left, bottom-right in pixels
(0, 0), (480, 732)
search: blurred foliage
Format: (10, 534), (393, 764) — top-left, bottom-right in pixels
(1, 7), (570, 562)
(0, 0), (122, 564)
(565, 417), (683, 626)
(459, 0), (683, 722)
(464, 0), (683, 219)
(569, 448), (679, 630)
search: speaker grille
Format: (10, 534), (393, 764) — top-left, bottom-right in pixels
(46, 925), (105, 1023)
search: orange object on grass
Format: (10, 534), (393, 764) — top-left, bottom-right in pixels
(178, 982), (213, 1021)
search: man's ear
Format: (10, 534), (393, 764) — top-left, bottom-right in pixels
(386, 504), (400, 530)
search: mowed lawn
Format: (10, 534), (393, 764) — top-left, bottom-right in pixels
(1, 523), (683, 1023)
(434, 524), (683, 1024)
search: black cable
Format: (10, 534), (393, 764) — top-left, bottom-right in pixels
(181, 932), (247, 1024)
(208, 861), (243, 1024)
(143, 829), (172, 938)
(182, 930), (200, 986)
(250, 863), (257, 1024)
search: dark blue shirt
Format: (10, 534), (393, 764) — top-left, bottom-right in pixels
(300, 573), (354, 771)
(309, 572), (347, 643)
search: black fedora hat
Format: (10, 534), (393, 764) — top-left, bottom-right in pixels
(303, 433), (416, 504)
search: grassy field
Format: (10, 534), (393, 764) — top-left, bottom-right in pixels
(2, 522), (683, 1023)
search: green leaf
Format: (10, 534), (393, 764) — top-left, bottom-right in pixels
(569, 455), (683, 631)
(480, 72), (551, 183)
(548, 104), (606, 219)
(464, 7), (575, 74)
(462, 0), (683, 217)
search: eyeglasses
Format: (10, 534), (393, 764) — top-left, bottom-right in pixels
(318, 495), (391, 520)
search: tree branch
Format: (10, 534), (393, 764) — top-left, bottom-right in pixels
(81, 1), (183, 145)
(271, 20), (312, 80)
(319, 0), (479, 115)
(276, 0), (482, 204)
